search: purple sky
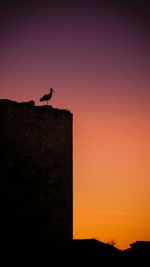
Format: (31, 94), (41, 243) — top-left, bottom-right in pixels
(0, 0), (150, 109)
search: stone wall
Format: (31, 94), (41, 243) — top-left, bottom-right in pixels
(0, 99), (73, 240)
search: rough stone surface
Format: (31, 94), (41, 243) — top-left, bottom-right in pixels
(0, 99), (73, 240)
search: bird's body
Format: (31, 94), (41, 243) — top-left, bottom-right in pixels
(40, 88), (54, 105)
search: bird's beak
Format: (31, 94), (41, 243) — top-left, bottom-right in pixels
(52, 89), (55, 93)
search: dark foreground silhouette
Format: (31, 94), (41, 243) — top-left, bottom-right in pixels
(0, 99), (149, 265)
(1, 233), (150, 266)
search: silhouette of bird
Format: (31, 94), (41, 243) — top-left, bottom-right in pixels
(40, 88), (55, 105)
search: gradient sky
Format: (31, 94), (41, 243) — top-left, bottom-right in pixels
(0, 0), (150, 249)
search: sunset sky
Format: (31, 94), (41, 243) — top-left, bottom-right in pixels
(0, 0), (150, 249)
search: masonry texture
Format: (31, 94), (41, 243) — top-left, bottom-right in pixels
(0, 99), (73, 240)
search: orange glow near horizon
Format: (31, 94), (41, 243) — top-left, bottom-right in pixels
(73, 104), (150, 249)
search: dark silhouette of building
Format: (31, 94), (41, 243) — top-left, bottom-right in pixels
(0, 99), (73, 240)
(124, 241), (150, 260)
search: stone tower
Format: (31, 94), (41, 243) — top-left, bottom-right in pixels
(0, 99), (73, 240)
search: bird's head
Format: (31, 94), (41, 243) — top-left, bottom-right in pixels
(50, 88), (55, 93)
